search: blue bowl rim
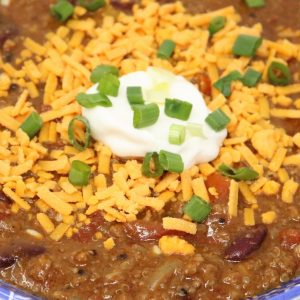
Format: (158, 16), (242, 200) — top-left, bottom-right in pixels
(1, 276), (300, 300)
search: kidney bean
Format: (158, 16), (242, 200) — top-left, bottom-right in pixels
(224, 225), (267, 262)
(0, 253), (16, 268)
(0, 242), (46, 269)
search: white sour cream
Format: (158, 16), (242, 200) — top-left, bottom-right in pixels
(82, 67), (227, 169)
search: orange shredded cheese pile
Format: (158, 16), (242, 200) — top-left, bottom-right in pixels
(0, 0), (300, 253)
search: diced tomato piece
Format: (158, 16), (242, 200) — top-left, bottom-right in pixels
(194, 73), (212, 96)
(72, 211), (104, 243)
(205, 173), (230, 203)
(279, 228), (300, 249)
(123, 221), (188, 242)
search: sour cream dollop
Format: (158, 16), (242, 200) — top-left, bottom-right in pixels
(82, 67), (227, 169)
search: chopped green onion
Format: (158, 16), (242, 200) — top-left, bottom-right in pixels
(232, 34), (263, 57)
(183, 195), (211, 223)
(165, 98), (193, 121)
(98, 73), (120, 97)
(242, 68), (262, 87)
(90, 65), (119, 83)
(169, 124), (186, 145)
(50, 0), (74, 22)
(69, 160), (91, 186)
(186, 123), (204, 137)
(159, 150), (184, 173)
(127, 86), (144, 106)
(157, 39), (176, 59)
(133, 103), (160, 129)
(20, 112), (43, 139)
(209, 16), (226, 36)
(245, 0), (265, 8)
(213, 71), (242, 97)
(79, 0), (106, 11)
(68, 116), (91, 151)
(205, 109), (230, 132)
(76, 92), (112, 108)
(142, 152), (164, 178)
(218, 163), (259, 181)
(268, 61), (291, 86)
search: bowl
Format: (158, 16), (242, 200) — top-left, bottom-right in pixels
(1, 276), (300, 300)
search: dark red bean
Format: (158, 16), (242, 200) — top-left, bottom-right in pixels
(224, 224), (267, 262)
(0, 242), (45, 269)
(0, 254), (16, 269)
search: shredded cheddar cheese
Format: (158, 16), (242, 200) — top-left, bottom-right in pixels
(244, 208), (255, 226)
(103, 237), (116, 250)
(0, 0), (299, 246)
(281, 179), (299, 203)
(261, 211), (277, 224)
(228, 180), (239, 217)
(159, 236), (195, 255)
(162, 217), (197, 235)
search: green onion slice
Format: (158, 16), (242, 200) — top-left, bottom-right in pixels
(69, 160), (91, 186)
(127, 86), (144, 106)
(97, 73), (120, 97)
(133, 103), (160, 129)
(183, 195), (211, 223)
(50, 0), (74, 22)
(165, 98), (193, 121)
(242, 68), (262, 87)
(268, 61), (291, 86)
(218, 163), (259, 181)
(79, 0), (106, 11)
(68, 116), (91, 151)
(186, 123), (204, 137)
(157, 39), (176, 60)
(205, 109), (230, 132)
(169, 124), (186, 145)
(90, 65), (119, 83)
(142, 152), (164, 178)
(213, 71), (242, 97)
(209, 16), (226, 36)
(245, 0), (265, 8)
(20, 111), (43, 139)
(232, 34), (263, 57)
(76, 92), (112, 108)
(159, 150), (184, 173)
